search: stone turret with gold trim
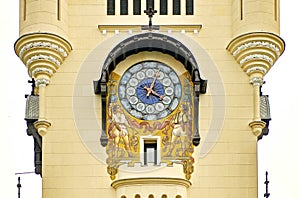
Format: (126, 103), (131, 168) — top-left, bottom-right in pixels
(227, 0), (285, 139)
(14, 0), (72, 136)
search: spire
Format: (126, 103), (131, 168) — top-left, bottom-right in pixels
(264, 171), (270, 198)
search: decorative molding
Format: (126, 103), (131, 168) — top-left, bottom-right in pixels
(246, 66), (267, 75)
(26, 54), (61, 68)
(111, 177), (191, 189)
(35, 78), (50, 87)
(226, 32), (285, 77)
(19, 41), (68, 58)
(233, 41), (281, 57)
(250, 77), (264, 86)
(14, 32), (72, 80)
(34, 119), (51, 137)
(32, 67), (54, 77)
(240, 54), (273, 65)
(249, 120), (266, 138)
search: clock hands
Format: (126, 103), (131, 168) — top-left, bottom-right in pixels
(146, 70), (160, 96)
(150, 89), (165, 100)
(144, 70), (164, 100)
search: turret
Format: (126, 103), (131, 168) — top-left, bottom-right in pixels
(227, 0), (285, 139)
(14, 0), (72, 136)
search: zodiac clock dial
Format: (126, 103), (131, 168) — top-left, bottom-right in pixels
(118, 61), (182, 120)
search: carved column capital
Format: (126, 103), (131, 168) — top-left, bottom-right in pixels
(35, 78), (50, 87)
(250, 76), (264, 87)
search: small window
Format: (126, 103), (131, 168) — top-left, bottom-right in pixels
(107, 0), (115, 15)
(120, 0), (128, 15)
(162, 194), (167, 198)
(160, 0), (168, 15)
(173, 0), (180, 15)
(144, 142), (157, 165)
(149, 195), (154, 198)
(147, 0), (155, 10)
(135, 195), (141, 198)
(133, 0), (141, 15)
(186, 0), (193, 15)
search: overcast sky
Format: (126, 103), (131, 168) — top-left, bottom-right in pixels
(0, 1), (299, 198)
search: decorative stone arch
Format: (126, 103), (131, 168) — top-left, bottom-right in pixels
(93, 32), (207, 148)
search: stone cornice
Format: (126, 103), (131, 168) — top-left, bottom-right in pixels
(14, 33), (72, 80)
(227, 32), (285, 77)
(111, 177), (191, 189)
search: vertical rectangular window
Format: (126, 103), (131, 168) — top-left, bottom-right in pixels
(24, 0), (27, 20)
(186, 0), (193, 15)
(144, 142), (157, 165)
(134, 0), (141, 15)
(160, 0), (168, 15)
(173, 0), (180, 15)
(146, 0), (154, 10)
(120, 0), (128, 15)
(240, 0), (243, 20)
(57, 0), (61, 20)
(107, 0), (115, 15)
(274, 0), (278, 21)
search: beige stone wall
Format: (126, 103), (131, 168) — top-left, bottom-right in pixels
(16, 0), (283, 198)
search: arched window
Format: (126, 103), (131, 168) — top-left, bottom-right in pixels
(121, 195), (126, 198)
(149, 194), (154, 198)
(135, 194), (141, 198)
(175, 195), (182, 198)
(162, 194), (167, 198)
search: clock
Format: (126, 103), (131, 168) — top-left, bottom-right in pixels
(118, 61), (182, 120)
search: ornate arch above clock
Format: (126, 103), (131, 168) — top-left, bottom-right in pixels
(94, 32), (207, 145)
(93, 32), (208, 180)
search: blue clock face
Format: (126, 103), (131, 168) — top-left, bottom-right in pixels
(118, 61), (182, 120)
(136, 78), (165, 105)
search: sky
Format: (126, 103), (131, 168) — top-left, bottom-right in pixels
(0, 1), (299, 198)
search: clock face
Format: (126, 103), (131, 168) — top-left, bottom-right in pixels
(118, 61), (182, 120)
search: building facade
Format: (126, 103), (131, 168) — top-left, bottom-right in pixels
(15, 0), (285, 198)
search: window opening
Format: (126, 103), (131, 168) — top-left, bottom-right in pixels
(186, 0), (193, 15)
(134, 0), (141, 15)
(160, 0), (168, 15)
(144, 141), (157, 165)
(173, 0), (180, 15)
(120, 0), (128, 15)
(107, 0), (115, 15)
(274, 0), (278, 21)
(240, 0), (243, 20)
(147, 0), (155, 10)
(23, 0), (27, 21)
(57, 0), (61, 20)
